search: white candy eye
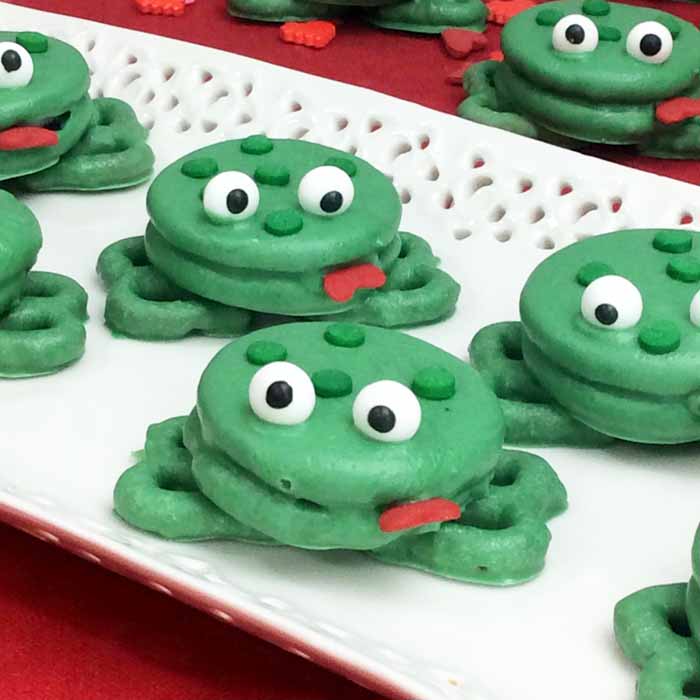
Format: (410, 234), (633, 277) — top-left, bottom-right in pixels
(626, 22), (673, 64)
(203, 171), (260, 223)
(581, 275), (643, 329)
(298, 166), (354, 217)
(352, 380), (421, 443)
(0, 43), (33, 88)
(552, 15), (599, 53)
(690, 290), (700, 327)
(248, 361), (315, 425)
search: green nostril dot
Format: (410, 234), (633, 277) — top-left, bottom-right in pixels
(667, 256), (700, 283)
(264, 210), (303, 236)
(653, 230), (693, 254)
(638, 321), (681, 355)
(312, 369), (353, 398)
(576, 261), (614, 287)
(582, 0), (610, 16)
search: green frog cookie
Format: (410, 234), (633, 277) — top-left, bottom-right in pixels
(0, 31), (153, 191)
(227, 0), (485, 34)
(97, 136), (460, 340)
(0, 189), (87, 376)
(615, 524), (700, 700)
(114, 322), (567, 584)
(470, 229), (700, 446)
(459, 0), (700, 158)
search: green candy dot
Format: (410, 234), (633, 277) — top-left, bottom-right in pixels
(653, 230), (693, 254)
(638, 321), (681, 355)
(246, 340), (287, 365)
(536, 8), (564, 25)
(312, 369), (353, 398)
(324, 323), (365, 348)
(598, 26), (621, 42)
(255, 164), (290, 186)
(16, 32), (48, 53)
(181, 157), (219, 179)
(264, 210), (303, 236)
(659, 15), (681, 38)
(412, 366), (456, 401)
(241, 135), (274, 155)
(577, 261), (614, 287)
(582, 0), (610, 16)
(325, 157), (357, 177)
(667, 256), (700, 283)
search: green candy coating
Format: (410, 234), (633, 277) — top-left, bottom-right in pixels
(667, 256), (700, 283)
(654, 230), (693, 254)
(181, 157), (219, 179)
(246, 340), (288, 365)
(598, 25), (621, 42)
(582, 0), (610, 16)
(16, 31), (48, 53)
(576, 261), (614, 286)
(638, 320), (681, 355)
(312, 368), (353, 397)
(241, 134), (274, 155)
(255, 164), (290, 186)
(412, 366), (456, 400)
(324, 323), (366, 347)
(264, 209), (303, 236)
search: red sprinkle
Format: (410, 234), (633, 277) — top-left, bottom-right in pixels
(380, 498), (461, 533)
(323, 263), (386, 303)
(0, 126), (59, 151)
(280, 20), (336, 49)
(134, 0), (186, 15)
(441, 29), (487, 59)
(487, 0), (535, 24)
(656, 97), (700, 125)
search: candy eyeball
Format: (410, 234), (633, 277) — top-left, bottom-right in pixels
(690, 290), (700, 327)
(352, 380), (421, 443)
(249, 361), (316, 425)
(581, 275), (643, 329)
(0, 42), (33, 88)
(552, 15), (599, 54)
(298, 166), (354, 217)
(203, 171), (260, 223)
(626, 21), (673, 65)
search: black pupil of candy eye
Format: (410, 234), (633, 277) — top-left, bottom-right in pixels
(640, 34), (662, 56)
(320, 191), (343, 213)
(595, 303), (619, 326)
(266, 381), (293, 409)
(226, 188), (249, 215)
(565, 24), (585, 45)
(1, 50), (22, 73)
(367, 405), (396, 434)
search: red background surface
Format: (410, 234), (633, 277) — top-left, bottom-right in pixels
(2, 0), (700, 698)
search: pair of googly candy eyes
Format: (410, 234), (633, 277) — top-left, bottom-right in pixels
(203, 166), (355, 223)
(248, 361), (422, 443)
(553, 16), (673, 64)
(0, 42), (33, 87)
(581, 275), (700, 329)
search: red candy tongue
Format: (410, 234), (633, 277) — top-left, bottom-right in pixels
(0, 126), (59, 151)
(323, 263), (386, 303)
(379, 498), (461, 533)
(656, 97), (700, 125)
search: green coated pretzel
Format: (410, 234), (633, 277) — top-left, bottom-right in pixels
(615, 584), (700, 700)
(114, 417), (272, 542)
(469, 322), (614, 446)
(98, 237), (253, 340)
(371, 449), (567, 585)
(17, 98), (155, 192)
(0, 271), (87, 377)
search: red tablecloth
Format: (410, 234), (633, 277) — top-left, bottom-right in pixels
(3, 1), (700, 698)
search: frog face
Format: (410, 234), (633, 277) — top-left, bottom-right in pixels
(144, 136), (402, 316)
(0, 190), (41, 315)
(189, 322), (504, 549)
(0, 32), (93, 180)
(498, 1), (700, 143)
(520, 229), (700, 443)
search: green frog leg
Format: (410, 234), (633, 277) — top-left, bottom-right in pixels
(114, 416), (272, 542)
(364, 0), (486, 34)
(614, 583), (700, 700)
(97, 237), (253, 340)
(0, 271), (87, 377)
(16, 98), (154, 192)
(226, 0), (343, 22)
(469, 321), (614, 446)
(335, 232), (460, 327)
(370, 449), (567, 585)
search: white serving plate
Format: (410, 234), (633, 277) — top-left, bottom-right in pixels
(2, 4), (700, 699)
